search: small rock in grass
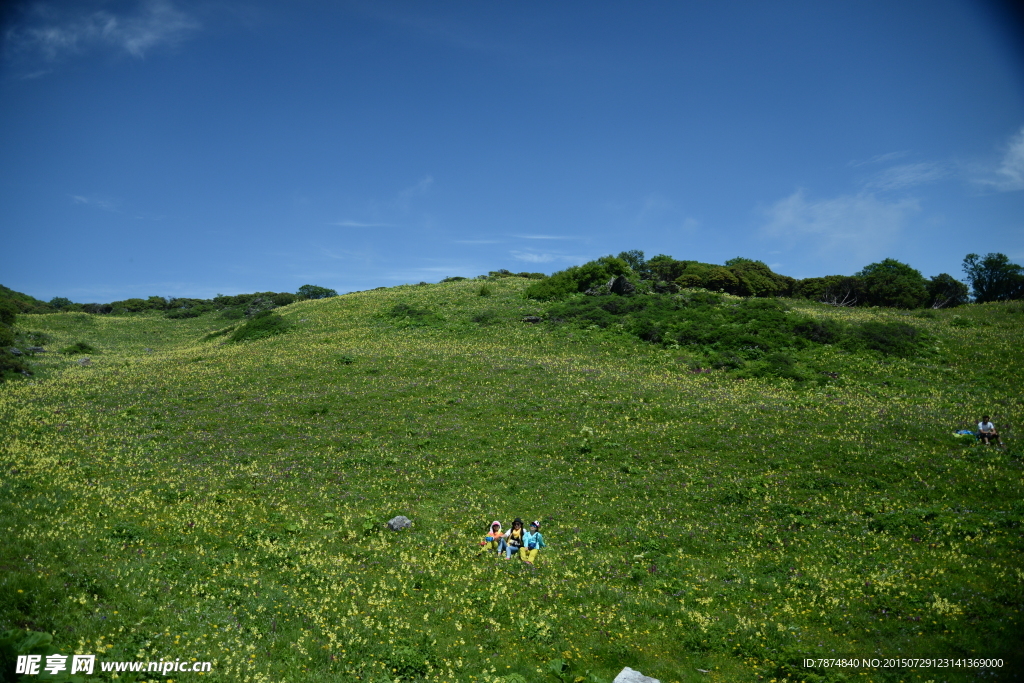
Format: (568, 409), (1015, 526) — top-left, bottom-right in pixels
(76, 357), (92, 366)
(27, 346), (46, 353)
(387, 515), (412, 531)
(614, 668), (659, 683)
(521, 316), (542, 324)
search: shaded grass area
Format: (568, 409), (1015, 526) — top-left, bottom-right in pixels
(0, 280), (1022, 683)
(546, 293), (932, 383)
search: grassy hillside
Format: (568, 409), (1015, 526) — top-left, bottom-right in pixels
(1, 278), (1022, 683)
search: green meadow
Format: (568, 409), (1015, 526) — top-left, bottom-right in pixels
(1, 277), (1022, 683)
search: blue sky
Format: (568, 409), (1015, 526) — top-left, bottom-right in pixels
(1, 0), (1022, 302)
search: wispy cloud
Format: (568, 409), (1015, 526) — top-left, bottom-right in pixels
(862, 161), (950, 191)
(761, 189), (919, 269)
(72, 194), (118, 212)
(510, 234), (578, 240)
(975, 125), (1024, 192)
(849, 150), (910, 167)
(511, 251), (556, 263)
(5, 0), (200, 63)
(331, 220), (397, 228)
(394, 175), (433, 210)
(632, 193), (699, 234)
(317, 246), (370, 261)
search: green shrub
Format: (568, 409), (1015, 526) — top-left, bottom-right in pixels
(926, 273), (969, 308)
(856, 258), (929, 308)
(109, 297), (151, 313)
(441, 276), (468, 282)
(739, 352), (810, 381)
(0, 285), (53, 313)
(0, 299), (18, 326)
(725, 258), (792, 297)
(166, 299), (215, 318)
(792, 318), (843, 344)
(0, 348), (31, 381)
(472, 309), (501, 325)
(843, 321), (925, 357)
(478, 284), (493, 297)
(48, 296), (73, 310)
(229, 311), (291, 342)
(963, 252), (1024, 303)
(297, 284), (338, 300)
(61, 341), (98, 355)
(793, 275), (863, 305)
(166, 308), (201, 319)
(245, 296), (277, 317)
(0, 629), (68, 679)
(523, 256), (631, 300)
(387, 303), (443, 327)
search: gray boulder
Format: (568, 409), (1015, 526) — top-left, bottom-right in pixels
(386, 515), (412, 531)
(521, 316), (542, 324)
(608, 275), (636, 295)
(76, 357), (92, 366)
(27, 346), (46, 353)
(7, 347), (22, 356)
(614, 668), (660, 683)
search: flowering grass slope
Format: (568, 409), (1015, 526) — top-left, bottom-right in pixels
(1, 280), (1022, 683)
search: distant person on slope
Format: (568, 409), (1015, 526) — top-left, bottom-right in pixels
(978, 416), (1004, 447)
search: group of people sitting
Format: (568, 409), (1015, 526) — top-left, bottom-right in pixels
(477, 518), (546, 565)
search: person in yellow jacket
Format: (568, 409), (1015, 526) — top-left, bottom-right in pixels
(499, 518), (525, 559)
(477, 520), (504, 555)
(520, 520), (547, 566)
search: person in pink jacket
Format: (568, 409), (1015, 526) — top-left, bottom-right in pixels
(477, 520), (504, 555)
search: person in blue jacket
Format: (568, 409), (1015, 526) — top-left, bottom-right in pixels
(520, 520), (546, 566)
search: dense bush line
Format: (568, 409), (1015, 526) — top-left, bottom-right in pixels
(525, 251), (1021, 308)
(2, 284), (338, 319)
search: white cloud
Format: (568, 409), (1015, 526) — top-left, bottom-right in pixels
(977, 126), (1024, 192)
(761, 189), (919, 268)
(6, 1), (200, 62)
(511, 251), (555, 263)
(863, 162), (950, 191)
